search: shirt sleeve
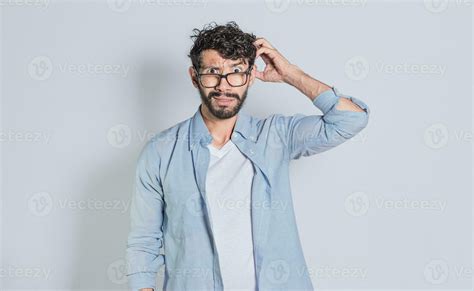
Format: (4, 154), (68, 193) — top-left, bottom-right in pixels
(274, 86), (370, 160)
(126, 137), (165, 290)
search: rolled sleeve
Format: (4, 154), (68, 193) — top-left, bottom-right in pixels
(273, 86), (370, 159)
(127, 272), (158, 291)
(319, 86), (370, 135)
(312, 87), (341, 114)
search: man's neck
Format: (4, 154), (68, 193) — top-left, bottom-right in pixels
(200, 104), (237, 148)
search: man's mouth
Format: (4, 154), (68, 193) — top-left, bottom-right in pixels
(213, 96), (235, 101)
(213, 96), (236, 105)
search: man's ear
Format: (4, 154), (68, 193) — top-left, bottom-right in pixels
(188, 66), (199, 88)
(248, 64), (257, 87)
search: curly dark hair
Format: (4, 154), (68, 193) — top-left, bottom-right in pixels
(188, 21), (257, 72)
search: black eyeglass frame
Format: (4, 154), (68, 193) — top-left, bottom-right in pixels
(193, 65), (253, 88)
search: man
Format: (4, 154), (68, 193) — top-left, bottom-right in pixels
(126, 21), (370, 291)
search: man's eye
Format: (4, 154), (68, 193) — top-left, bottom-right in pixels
(209, 68), (218, 74)
(233, 68), (242, 73)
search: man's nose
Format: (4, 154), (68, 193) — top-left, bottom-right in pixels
(215, 75), (232, 90)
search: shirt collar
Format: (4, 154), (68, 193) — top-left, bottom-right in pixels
(188, 104), (257, 151)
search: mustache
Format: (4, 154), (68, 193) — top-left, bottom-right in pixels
(208, 91), (239, 99)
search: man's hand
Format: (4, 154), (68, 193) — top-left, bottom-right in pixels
(253, 37), (365, 113)
(140, 288), (154, 291)
(253, 37), (331, 99)
(253, 37), (299, 83)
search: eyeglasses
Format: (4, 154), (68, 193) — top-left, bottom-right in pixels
(194, 66), (253, 88)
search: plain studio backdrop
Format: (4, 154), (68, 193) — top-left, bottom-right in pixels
(1, 0), (472, 290)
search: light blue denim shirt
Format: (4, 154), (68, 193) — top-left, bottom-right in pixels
(125, 87), (370, 291)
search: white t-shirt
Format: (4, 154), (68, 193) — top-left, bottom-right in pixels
(205, 140), (257, 290)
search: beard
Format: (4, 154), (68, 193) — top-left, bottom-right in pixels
(199, 86), (248, 119)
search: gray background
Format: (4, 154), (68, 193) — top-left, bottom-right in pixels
(1, 0), (472, 290)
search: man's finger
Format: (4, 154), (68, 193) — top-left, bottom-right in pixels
(257, 49), (272, 65)
(262, 55), (272, 65)
(256, 47), (277, 61)
(254, 37), (274, 49)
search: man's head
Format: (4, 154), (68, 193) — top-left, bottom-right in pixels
(188, 21), (257, 119)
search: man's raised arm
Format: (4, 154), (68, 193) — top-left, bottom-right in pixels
(253, 37), (370, 159)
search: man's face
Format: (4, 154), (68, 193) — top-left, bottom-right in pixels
(189, 49), (256, 119)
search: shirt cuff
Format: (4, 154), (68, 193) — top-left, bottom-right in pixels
(312, 86), (370, 115)
(127, 272), (157, 291)
(312, 86), (340, 114)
